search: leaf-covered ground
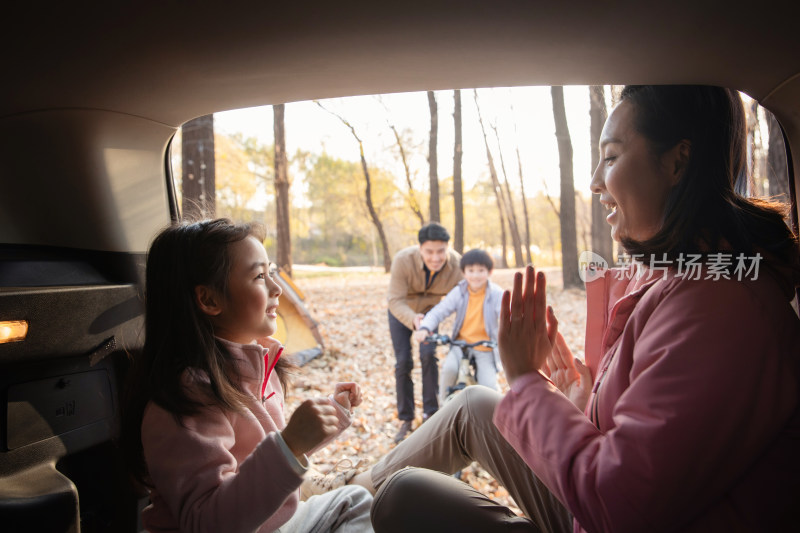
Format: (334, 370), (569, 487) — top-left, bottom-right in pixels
(284, 267), (586, 514)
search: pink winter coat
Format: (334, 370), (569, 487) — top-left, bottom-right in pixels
(494, 262), (800, 532)
(140, 337), (351, 533)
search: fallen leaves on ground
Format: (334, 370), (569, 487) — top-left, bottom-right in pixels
(284, 267), (586, 515)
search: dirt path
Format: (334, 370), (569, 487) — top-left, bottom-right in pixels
(284, 268), (587, 513)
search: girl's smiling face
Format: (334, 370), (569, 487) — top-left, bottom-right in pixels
(590, 100), (684, 244)
(208, 235), (282, 344)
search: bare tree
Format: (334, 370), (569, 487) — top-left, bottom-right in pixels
(378, 96), (425, 225)
(491, 122), (524, 267)
(315, 101), (392, 272)
(766, 110), (790, 202)
(273, 104), (292, 276)
(474, 90), (508, 268)
(551, 86), (581, 289)
(510, 101), (532, 265)
(182, 114), (216, 219)
(453, 89), (464, 254)
(745, 100), (761, 196)
(542, 178), (560, 218)
(590, 86), (613, 263)
(428, 91), (440, 222)
(576, 193), (592, 256)
(388, 123), (425, 225)
(610, 85), (624, 106)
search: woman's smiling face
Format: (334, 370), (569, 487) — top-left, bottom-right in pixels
(590, 100), (681, 244)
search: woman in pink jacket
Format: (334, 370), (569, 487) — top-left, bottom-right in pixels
(123, 219), (373, 532)
(363, 86), (800, 532)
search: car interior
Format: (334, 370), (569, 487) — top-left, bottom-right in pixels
(1, 2), (798, 532)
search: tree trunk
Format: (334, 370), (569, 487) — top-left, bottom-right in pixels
(497, 205), (508, 268)
(453, 89), (464, 254)
(273, 104), (292, 277)
(589, 86), (613, 264)
(358, 147), (392, 272)
(745, 100), (760, 196)
(315, 102), (392, 272)
(766, 110), (790, 202)
(510, 103), (532, 265)
(427, 91), (440, 222)
(610, 85), (624, 106)
(492, 123), (524, 267)
(517, 150), (532, 265)
(551, 86), (582, 289)
(388, 122), (425, 225)
(474, 90), (508, 268)
(181, 114), (216, 219)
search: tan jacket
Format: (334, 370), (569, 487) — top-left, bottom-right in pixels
(387, 245), (462, 329)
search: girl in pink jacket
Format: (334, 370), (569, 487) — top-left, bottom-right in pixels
(123, 219), (372, 532)
(364, 86), (800, 532)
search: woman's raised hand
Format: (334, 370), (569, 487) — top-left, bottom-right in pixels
(281, 399), (340, 459)
(333, 382), (363, 411)
(498, 266), (557, 386)
(546, 330), (593, 411)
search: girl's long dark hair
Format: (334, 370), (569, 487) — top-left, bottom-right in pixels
(618, 85), (798, 264)
(122, 218), (292, 487)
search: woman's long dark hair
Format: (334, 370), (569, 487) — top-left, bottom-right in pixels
(618, 85), (798, 264)
(122, 218), (292, 487)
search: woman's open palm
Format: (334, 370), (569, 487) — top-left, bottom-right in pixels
(546, 331), (593, 411)
(498, 266), (557, 385)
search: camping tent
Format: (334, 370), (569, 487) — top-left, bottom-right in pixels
(272, 271), (324, 365)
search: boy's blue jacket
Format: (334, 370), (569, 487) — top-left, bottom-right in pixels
(419, 279), (504, 369)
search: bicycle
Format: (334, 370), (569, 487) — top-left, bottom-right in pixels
(424, 333), (497, 403)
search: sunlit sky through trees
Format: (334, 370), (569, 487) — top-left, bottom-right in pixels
(181, 87), (766, 220)
(212, 86), (600, 205)
(175, 87), (771, 266)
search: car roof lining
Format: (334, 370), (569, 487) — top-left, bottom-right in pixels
(3, 2), (800, 125)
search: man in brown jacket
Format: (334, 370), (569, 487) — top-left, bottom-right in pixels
(387, 222), (462, 443)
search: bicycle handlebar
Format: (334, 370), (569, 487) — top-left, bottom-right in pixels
(423, 333), (497, 349)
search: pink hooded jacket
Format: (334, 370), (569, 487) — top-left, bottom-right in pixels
(140, 337), (351, 533)
(494, 263), (800, 532)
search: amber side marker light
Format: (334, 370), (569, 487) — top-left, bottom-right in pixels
(0, 321), (28, 344)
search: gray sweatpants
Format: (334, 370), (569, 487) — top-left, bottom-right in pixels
(369, 386), (572, 533)
(277, 485), (373, 533)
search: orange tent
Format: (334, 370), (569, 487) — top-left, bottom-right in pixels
(272, 271), (324, 365)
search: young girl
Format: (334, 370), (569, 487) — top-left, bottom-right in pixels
(123, 219), (372, 533)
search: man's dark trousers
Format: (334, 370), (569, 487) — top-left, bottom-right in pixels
(388, 310), (438, 420)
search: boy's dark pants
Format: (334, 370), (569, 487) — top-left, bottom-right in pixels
(388, 310), (439, 420)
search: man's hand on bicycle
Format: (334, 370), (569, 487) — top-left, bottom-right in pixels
(413, 328), (431, 343)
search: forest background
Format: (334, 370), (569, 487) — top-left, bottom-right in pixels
(171, 85), (792, 508)
(173, 85), (789, 285)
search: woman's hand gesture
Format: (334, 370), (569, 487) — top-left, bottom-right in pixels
(545, 330), (593, 411)
(498, 266), (557, 386)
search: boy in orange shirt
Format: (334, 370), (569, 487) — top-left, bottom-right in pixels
(414, 249), (503, 403)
